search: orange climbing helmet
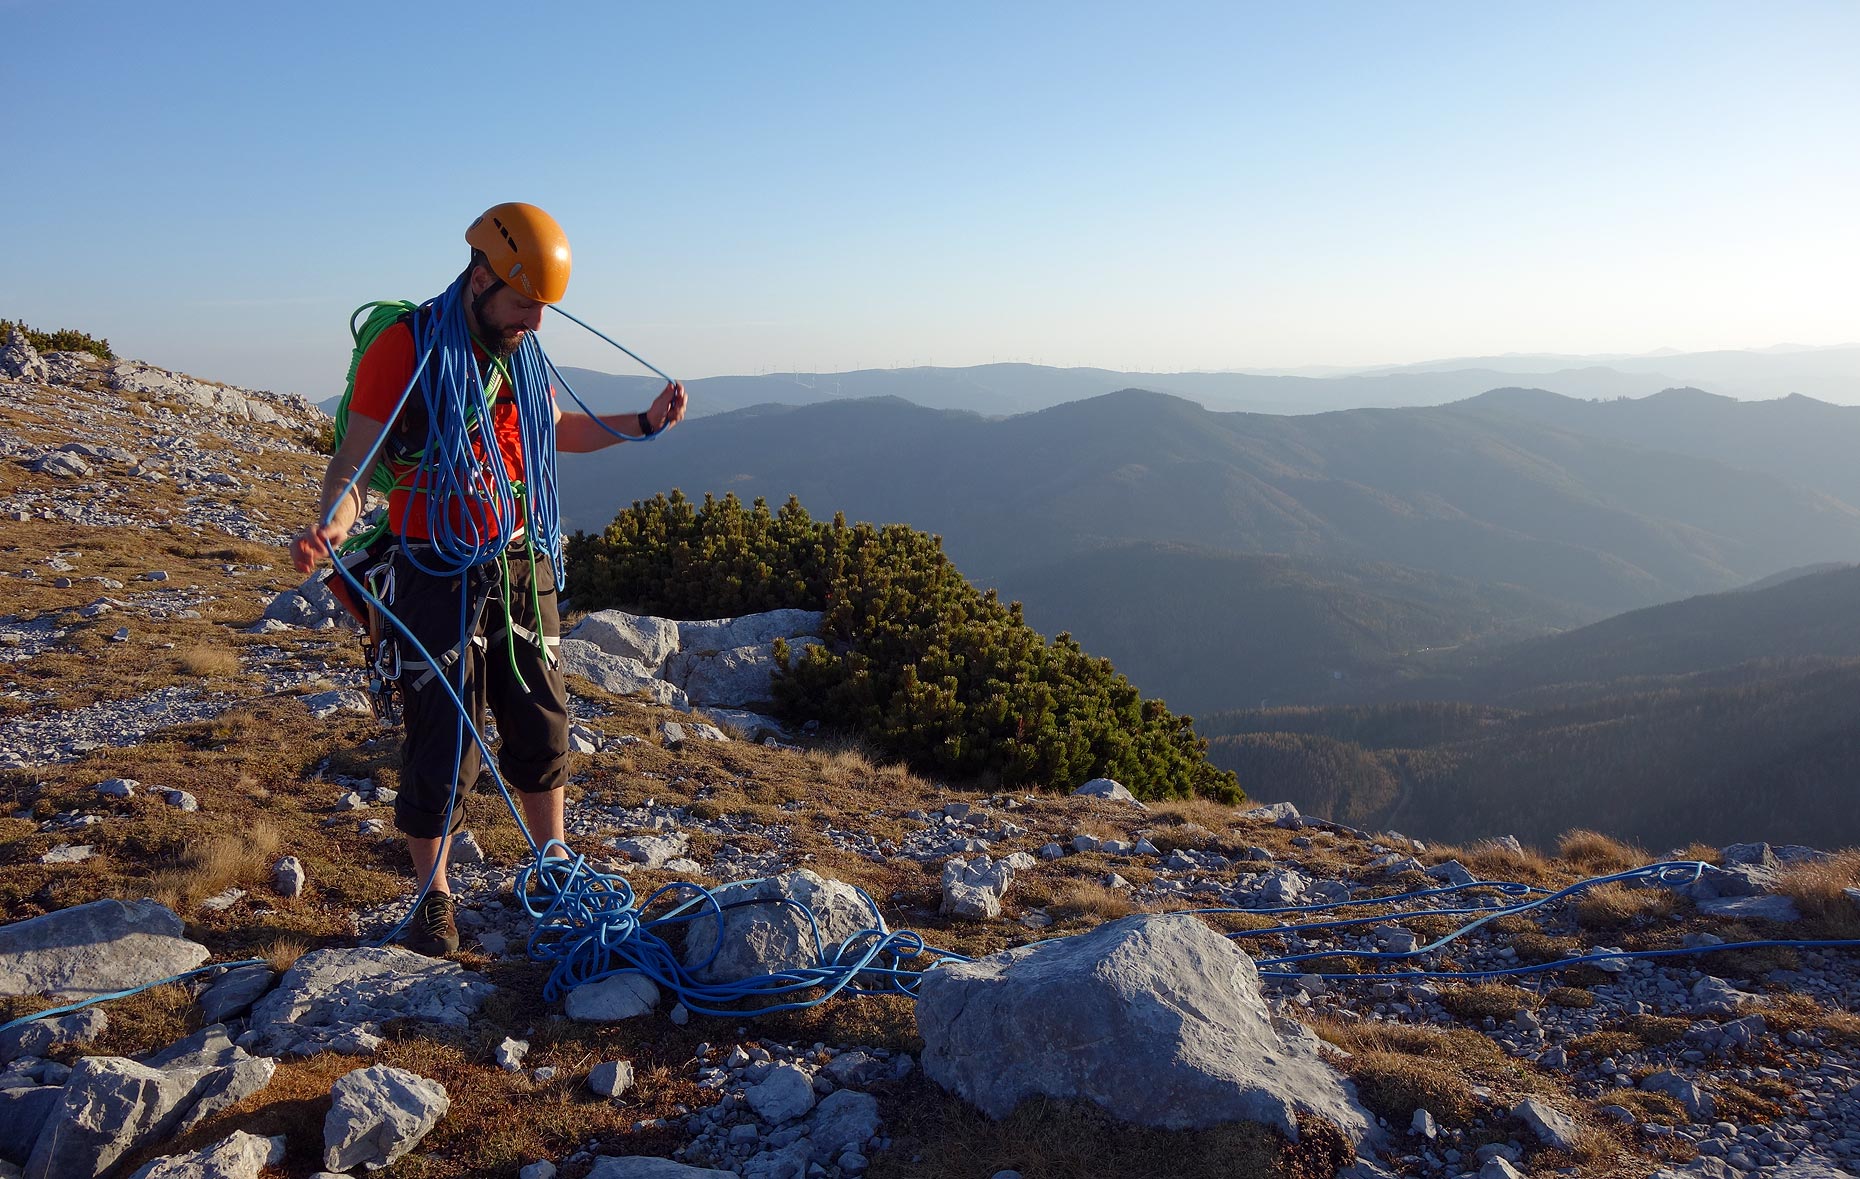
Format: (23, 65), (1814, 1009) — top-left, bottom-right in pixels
(465, 202), (573, 304)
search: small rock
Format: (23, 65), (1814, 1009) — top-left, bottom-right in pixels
(1512, 1096), (1583, 1152)
(565, 974), (660, 1021)
(322, 1065), (450, 1172)
(161, 790), (199, 813)
(1073, 777), (1138, 804)
(38, 844), (95, 864)
(272, 856), (305, 898)
(198, 888), (246, 913)
(495, 1037), (530, 1072)
(451, 830), (486, 864)
(94, 778), (137, 798)
(745, 1064), (817, 1125)
(588, 1060), (635, 1097)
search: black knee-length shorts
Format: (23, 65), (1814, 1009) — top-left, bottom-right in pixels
(383, 548), (568, 839)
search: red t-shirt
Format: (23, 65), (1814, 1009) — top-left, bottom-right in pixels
(348, 322), (551, 541)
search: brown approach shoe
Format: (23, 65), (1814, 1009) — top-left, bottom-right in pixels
(403, 891), (459, 957)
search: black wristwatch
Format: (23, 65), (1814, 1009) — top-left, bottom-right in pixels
(636, 411), (656, 437)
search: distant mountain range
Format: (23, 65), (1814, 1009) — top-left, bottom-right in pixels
(535, 344), (1860, 419)
(1201, 563), (1860, 850)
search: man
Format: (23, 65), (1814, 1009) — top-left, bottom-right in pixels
(291, 202), (687, 955)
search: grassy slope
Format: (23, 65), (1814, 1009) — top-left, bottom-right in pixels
(1, 366), (1854, 1179)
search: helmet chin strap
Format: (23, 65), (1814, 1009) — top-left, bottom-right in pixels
(469, 276), (507, 341)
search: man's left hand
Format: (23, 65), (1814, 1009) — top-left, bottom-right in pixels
(648, 381), (689, 433)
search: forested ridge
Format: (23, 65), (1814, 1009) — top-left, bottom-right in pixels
(567, 491), (1239, 802)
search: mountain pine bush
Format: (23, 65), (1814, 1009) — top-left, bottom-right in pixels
(567, 490), (1240, 802)
(1, 317), (114, 361)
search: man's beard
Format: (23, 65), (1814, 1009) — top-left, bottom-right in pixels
(484, 326), (526, 358)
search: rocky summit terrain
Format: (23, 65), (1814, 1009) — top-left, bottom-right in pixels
(0, 330), (1857, 1179)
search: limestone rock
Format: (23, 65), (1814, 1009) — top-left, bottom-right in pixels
(674, 610), (825, 655)
(559, 640), (689, 709)
(663, 639), (820, 710)
(301, 689), (371, 720)
(588, 1059), (635, 1097)
(915, 912), (1375, 1142)
(261, 574), (347, 629)
(567, 610), (681, 668)
(245, 947), (493, 1057)
(702, 709), (786, 741)
(24, 1056), (206, 1179)
(1072, 777), (1136, 803)
(940, 856), (1015, 920)
(0, 1088), (60, 1165)
(1241, 801), (1302, 827)
(805, 1089), (881, 1162)
(0, 899), (209, 1000)
(0, 1008), (106, 1063)
(1697, 895), (1800, 922)
(1512, 1097), (1583, 1152)
(29, 451), (90, 479)
(125, 1130), (285, 1179)
(323, 1065), (449, 1172)
(680, 870), (879, 985)
(745, 1064), (817, 1125)
(1641, 1070), (1714, 1121)
(0, 329), (48, 383)
(272, 856), (305, 898)
(565, 974), (660, 1022)
(139, 1025), (277, 1133)
(608, 832), (690, 868)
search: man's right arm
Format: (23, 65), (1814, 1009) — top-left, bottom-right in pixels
(290, 412), (389, 573)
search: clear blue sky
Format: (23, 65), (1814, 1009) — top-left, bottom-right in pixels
(4, 0), (1856, 396)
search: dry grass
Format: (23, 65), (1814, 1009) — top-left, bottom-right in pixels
(1557, 829), (1651, 876)
(1764, 993), (1860, 1046)
(1712, 1079), (1782, 1123)
(1424, 838), (1559, 887)
(1437, 982), (1539, 1021)
(171, 644), (242, 678)
(1546, 986), (1597, 1008)
(1574, 882), (1677, 931)
(1510, 930), (1582, 964)
(1623, 1014), (1691, 1047)
(1347, 1052), (1480, 1122)
(1568, 1029), (1643, 1058)
(1775, 849), (1860, 938)
(1310, 1018), (1511, 1069)
(146, 818), (281, 911)
(1594, 1088), (1685, 1124)
(1043, 878), (1139, 926)
(260, 935), (308, 974)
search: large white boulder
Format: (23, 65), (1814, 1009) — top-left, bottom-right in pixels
(559, 640), (690, 709)
(245, 947), (493, 1057)
(663, 639), (821, 710)
(0, 899), (209, 1000)
(568, 610), (681, 668)
(322, 1066), (449, 1172)
(914, 913), (1376, 1143)
(680, 870), (879, 984)
(674, 609), (825, 655)
(24, 1056), (207, 1179)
